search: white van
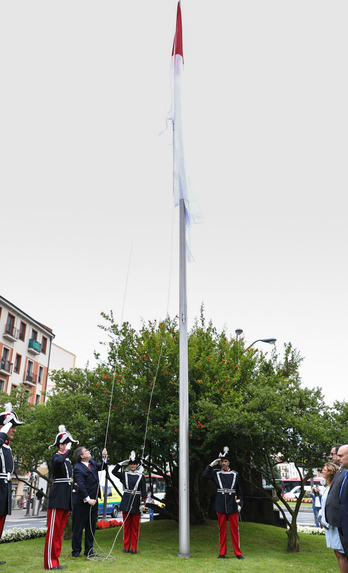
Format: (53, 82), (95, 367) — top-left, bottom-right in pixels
(283, 484), (324, 500)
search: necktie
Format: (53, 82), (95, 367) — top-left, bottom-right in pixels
(88, 464), (91, 470)
(339, 470), (348, 498)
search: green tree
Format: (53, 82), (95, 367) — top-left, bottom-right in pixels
(4, 310), (334, 554)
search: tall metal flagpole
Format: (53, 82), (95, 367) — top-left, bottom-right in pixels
(178, 197), (190, 557)
(172, 0), (190, 558)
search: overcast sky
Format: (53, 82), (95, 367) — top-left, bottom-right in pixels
(1, 1), (347, 406)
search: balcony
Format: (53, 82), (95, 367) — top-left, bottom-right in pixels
(28, 338), (41, 355)
(24, 372), (37, 387)
(0, 359), (13, 376)
(3, 324), (19, 342)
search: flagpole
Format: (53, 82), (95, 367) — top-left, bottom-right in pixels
(178, 196), (190, 558)
(172, 1), (190, 556)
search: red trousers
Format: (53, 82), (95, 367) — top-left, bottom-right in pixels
(217, 511), (242, 556)
(123, 511), (141, 552)
(0, 515), (6, 538)
(44, 508), (69, 569)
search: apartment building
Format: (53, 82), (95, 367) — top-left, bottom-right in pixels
(0, 295), (55, 404)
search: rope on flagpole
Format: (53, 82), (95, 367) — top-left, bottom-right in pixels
(87, 203), (176, 561)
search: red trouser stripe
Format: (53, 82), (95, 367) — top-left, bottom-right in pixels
(122, 511), (141, 552)
(44, 508), (69, 569)
(217, 511), (242, 556)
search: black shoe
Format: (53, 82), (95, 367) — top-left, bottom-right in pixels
(72, 554), (81, 558)
(124, 549), (130, 553)
(236, 555), (245, 559)
(131, 550), (137, 555)
(218, 555), (226, 559)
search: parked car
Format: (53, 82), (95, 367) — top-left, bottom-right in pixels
(283, 485), (324, 500)
(98, 486), (121, 518)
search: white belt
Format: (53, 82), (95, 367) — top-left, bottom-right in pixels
(124, 489), (140, 495)
(53, 477), (73, 484)
(217, 488), (235, 495)
(0, 472), (11, 481)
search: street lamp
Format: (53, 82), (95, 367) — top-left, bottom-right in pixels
(245, 338), (277, 351)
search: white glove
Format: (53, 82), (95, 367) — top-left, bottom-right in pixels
(118, 460), (128, 467)
(210, 459), (220, 467)
(1, 422), (13, 435)
(65, 442), (72, 451)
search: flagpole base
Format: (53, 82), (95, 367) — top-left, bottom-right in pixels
(177, 553), (191, 559)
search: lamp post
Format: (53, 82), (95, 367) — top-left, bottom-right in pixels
(246, 338), (277, 351)
(235, 329), (276, 350)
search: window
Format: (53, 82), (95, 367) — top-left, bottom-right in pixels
(1, 347), (9, 361)
(26, 360), (33, 381)
(0, 307), (2, 320)
(14, 354), (22, 374)
(31, 329), (38, 341)
(0, 380), (5, 392)
(11, 384), (17, 395)
(19, 322), (27, 341)
(41, 337), (47, 354)
(38, 366), (44, 384)
(5, 314), (15, 336)
(35, 394), (41, 404)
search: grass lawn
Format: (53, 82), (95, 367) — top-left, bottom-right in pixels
(0, 519), (338, 573)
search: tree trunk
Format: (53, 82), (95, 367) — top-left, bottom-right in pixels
(286, 523), (299, 553)
(63, 513), (73, 540)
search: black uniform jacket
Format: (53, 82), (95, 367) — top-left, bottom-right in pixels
(325, 467), (345, 527)
(0, 431), (13, 516)
(203, 464), (243, 515)
(48, 450), (73, 511)
(72, 459), (106, 506)
(112, 464), (146, 514)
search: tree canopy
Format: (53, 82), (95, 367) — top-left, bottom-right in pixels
(2, 308), (338, 552)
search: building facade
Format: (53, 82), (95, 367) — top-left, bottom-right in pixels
(0, 295), (55, 405)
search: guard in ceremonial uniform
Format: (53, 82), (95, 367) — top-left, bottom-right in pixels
(0, 403), (25, 566)
(112, 451), (146, 554)
(44, 425), (79, 570)
(203, 446), (244, 560)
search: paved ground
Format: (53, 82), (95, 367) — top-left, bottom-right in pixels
(4, 509), (154, 531)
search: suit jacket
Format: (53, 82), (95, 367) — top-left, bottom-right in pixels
(203, 464), (243, 515)
(325, 467), (345, 527)
(339, 470), (348, 536)
(48, 450), (73, 511)
(72, 459), (106, 506)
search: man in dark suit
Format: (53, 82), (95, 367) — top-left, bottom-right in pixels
(0, 403), (25, 566)
(338, 445), (348, 567)
(71, 445), (107, 558)
(44, 425), (79, 570)
(325, 444), (348, 573)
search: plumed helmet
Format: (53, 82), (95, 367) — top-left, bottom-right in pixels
(128, 450), (141, 466)
(48, 425), (79, 449)
(0, 403), (25, 427)
(219, 446), (230, 461)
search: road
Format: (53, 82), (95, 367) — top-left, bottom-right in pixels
(4, 509), (153, 531)
(284, 506), (319, 527)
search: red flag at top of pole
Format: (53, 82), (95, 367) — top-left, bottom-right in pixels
(172, 2), (183, 59)
(171, 2), (202, 261)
